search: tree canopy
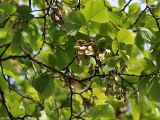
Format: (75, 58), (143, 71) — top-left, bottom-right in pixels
(0, 0), (160, 119)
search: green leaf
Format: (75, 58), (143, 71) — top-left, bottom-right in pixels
(23, 99), (35, 114)
(143, 58), (157, 74)
(123, 75), (139, 83)
(50, 47), (72, 69)
(130, 98), (141, 120)
(126, 58), (147, 75)
(0, 3), (16, 14)
(79, 21), (100, 36)
(82, 0), (109, 23)
(17, 5), (34, 20)
(65, 11), (86, 35)
(117, 29), (134, 44)
(99, 22), (117, 39)
(96, 38), (108, 50)
(11, 101), (25, 117)
(142, 0), (154, 3)
(118, 0), (125, 9)
(108, 11), (123, 25)
(0, 16), (11, 28)
(129, 3), (140, 15)
(138, 77), (149, 95)
(149, 78), (160, 102)
(0, 104), (8, 117)
(32, 72), (49, 93)
(23, 22), (40, 48)
(0, 75), (8, 91)
(106, 56), (120, 68)
(112, 40), (118, 54)
(140, 27), (155, 42)
(155, 48), (160, 65)
(11, 31), (23, 53)
(91, 104), (116, 119)
(137, 94), (149, 113)
(135, 32), (145, 50)
(102, 65), (115, 74)
(48, 27), (66, 44)
(32, 72), (54, 98)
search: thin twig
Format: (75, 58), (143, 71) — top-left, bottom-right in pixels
(29, 0), (31, 7)
(130, 6), (147, 28)
(120, 0), (132, 12)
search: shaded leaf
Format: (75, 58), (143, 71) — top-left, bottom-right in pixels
(0, 3), (16, 14)
(65, 11), (86, 35)
(91, 104), (116, 119)
(17, 5), (34, 20)
(0, 16), (11, 28)
(149, 78), (160, 102)
(32, 72), (54, 98)
(99, 22), (117, 39)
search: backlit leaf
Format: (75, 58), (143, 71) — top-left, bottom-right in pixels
(117, 29), (134, 44)
(82, 0), (109, 23)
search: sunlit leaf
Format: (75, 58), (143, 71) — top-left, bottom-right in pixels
(140, 27), (155, 42)
(129, 3), (140, 15)
(82, 0), (109, 23)
(117, 29), (134, 44)
(112, 40), (119, 54)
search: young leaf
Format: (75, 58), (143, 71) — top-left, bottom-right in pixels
(117, 29), (134, 44)
(82, 0), (109, 23)
(129, 3), (140, 15)
(140, 27), (155, 42)
(112, 40), (119, 54)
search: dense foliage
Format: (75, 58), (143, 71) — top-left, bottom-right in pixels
(0, 0), (160, 119)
